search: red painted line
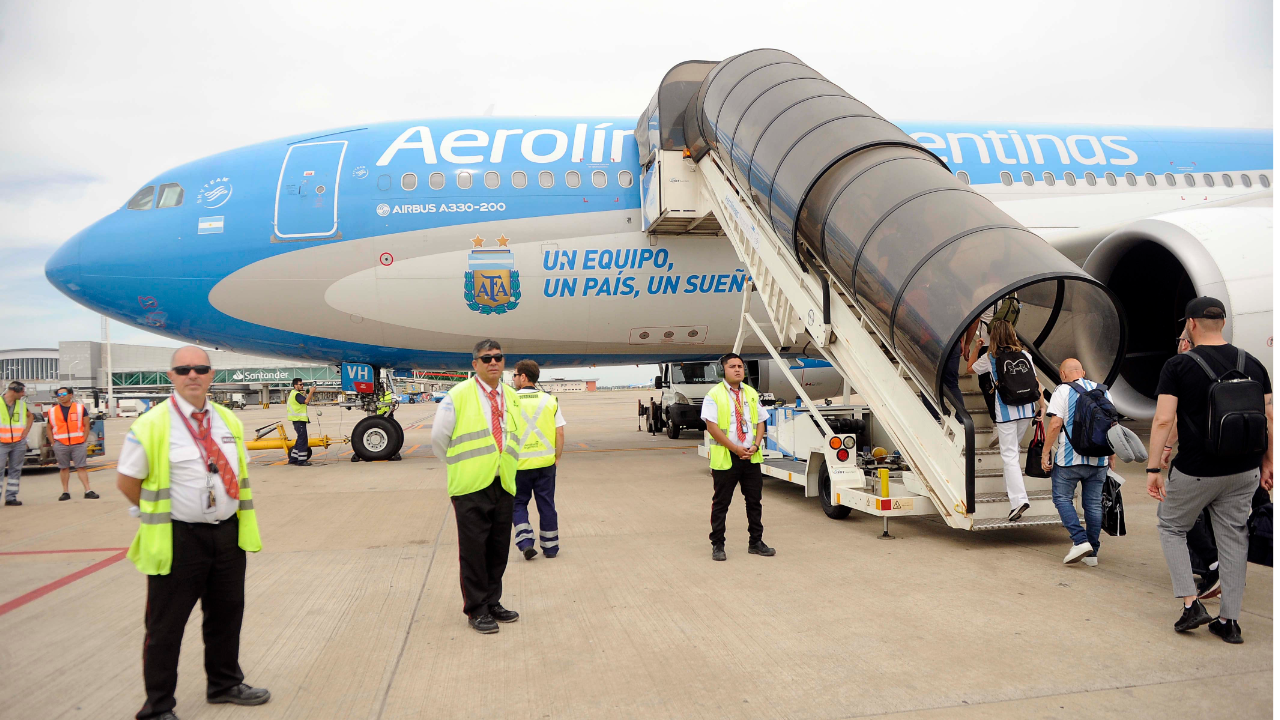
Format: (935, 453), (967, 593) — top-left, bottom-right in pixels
(0, 549), (128, 617)
(0, 547), (128, 556)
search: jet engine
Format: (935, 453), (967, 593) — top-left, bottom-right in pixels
(1082, 206), (1273, 419)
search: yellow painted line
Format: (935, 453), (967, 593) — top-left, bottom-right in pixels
(404, 444), (421, 455)
(577, 442), (589, 449)
(86, 462), (118, 473)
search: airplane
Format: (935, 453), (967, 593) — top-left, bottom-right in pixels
(44, 59), (1273, 439)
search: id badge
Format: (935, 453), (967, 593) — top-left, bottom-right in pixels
(203, 487), (217, 515)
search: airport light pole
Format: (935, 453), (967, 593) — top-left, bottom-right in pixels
(101, 316), (115, 418)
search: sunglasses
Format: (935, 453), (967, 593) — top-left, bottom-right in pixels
(56, 392), (69, 397)
(172, 365), (212, 376)
(475, 354), (504, 364)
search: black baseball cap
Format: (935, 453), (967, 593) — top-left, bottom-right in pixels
(1181, 296), (1227, 321)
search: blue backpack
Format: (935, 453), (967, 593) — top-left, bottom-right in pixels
(1063, 381), (1117, 457)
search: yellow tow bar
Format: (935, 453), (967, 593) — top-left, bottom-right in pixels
(245, 423), (349, 461)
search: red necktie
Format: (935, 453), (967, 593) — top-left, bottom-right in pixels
(484, 386), (503, 453)
(190, 410), (240, 500)
(730, 387), (747, 443)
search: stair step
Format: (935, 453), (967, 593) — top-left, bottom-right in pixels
(975, 489), (1055, 503)
(971, 514), (1064, 531)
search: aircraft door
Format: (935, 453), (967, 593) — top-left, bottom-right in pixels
(274, 140), (347, 240)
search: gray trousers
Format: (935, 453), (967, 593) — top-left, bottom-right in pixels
(1157, 466), (1259, 620)
(1, 440), (25, 501)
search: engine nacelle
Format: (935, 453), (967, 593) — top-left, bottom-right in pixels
(1083, 207), (1273, 419)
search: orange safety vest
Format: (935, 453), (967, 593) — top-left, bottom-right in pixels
(48, 402), (86, 445)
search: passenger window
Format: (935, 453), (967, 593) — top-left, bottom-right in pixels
(429, 172), (445, 190)
(378, 174), (392, 191)
(1261, 174), (1270, 188)
(1241, 174), (1253, 188)
(457, 171), (472, 189)
(1124, 172), (1137, 186)
(566, 170), (581, 189)
(956, 171), (969, 185)
(156, 183), (184, 208)
(1021, 171), (1034, 186)
(1202, 173), (1214, 187)
(1222, 173), (1233, 188)
(1184, 173), (1196, 187)
(484, 171), (500, 189)
(591, 170), (607, 188)
(1042, 171), (1055, 186)
(1064, 171), (1076, 186)
(539, 171), (554, 188)
(512, 171), (527, 189)
(1145, 172), (1157, 186)
(1085, 172), (1097, 186)
(618, 170), (634, 188)
(401, 173), (418, 191)
(1105, 172), (1117, 186)
(126, 185), (155, 210)
(1164, 172), (1176, 186)
(999, 171), (1013, 186)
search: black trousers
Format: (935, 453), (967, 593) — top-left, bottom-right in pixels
(452, 477), (513, 618)
(710, 456), (764, 547)
(290, 421), (310, 462)
(137, 517), (246, 720)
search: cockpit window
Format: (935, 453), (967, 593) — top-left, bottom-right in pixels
(126, 185), (155, 210)
(156, 183), (184, 208)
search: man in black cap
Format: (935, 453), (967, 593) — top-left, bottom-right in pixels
(1147, 296), (1272, 644)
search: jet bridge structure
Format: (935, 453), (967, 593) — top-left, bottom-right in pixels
(638, 50), (1126, 530)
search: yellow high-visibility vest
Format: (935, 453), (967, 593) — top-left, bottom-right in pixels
(286, 390), (308, 422)
(515, 390), (558, 470)
(125, 400), (262, 575)
(705, 381), (763, 470)
(0, 398), (26, 443)
(445, 378), (521, 496)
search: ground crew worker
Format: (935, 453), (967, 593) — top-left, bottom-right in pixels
(430, 339), (523, 634)
(115, 346), (269, 718)
(701, 353), (775, 561)
(287, 378), (315, 466)
(377, 386), (402, 461)
(511, 359), (566, 560)
(1, 381), (32, 507)
(47, 387), (98, 500)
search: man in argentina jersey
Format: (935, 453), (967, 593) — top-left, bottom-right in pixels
(1041, 358), (1115, 566)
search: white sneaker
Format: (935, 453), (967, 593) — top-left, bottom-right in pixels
(1082, 556), (1098, 567)
(1064, 542), (1093, 564)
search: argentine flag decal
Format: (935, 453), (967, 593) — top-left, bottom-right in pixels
(197, 216), (225, 234)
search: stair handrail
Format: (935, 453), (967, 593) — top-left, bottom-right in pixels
(942, 384), (976, 515)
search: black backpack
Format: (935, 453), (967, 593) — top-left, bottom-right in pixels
(1184, 347), (1268, 457)
(1063, 381), (1118, 457)
(992, 348), (1039, 406)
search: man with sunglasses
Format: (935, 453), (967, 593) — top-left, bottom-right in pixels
(116, 347), (268, 719)
(47, 387), (98, 501)
(286, 378), (316, 466)
(431, 339), (524, 634)
(1, 381), (33, 506)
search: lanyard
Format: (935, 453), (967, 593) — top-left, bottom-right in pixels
(172, 395), (219, 475)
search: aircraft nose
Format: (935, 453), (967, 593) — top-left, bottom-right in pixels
(45, 232), (82, 295)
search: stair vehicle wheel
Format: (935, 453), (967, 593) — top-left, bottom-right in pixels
(352, 416), (398, 461)
(819, 463), (851, 519)
(666, 418), (681, 439)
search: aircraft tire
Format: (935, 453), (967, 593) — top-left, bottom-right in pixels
(388, 417), (405, 456)
(819, 463), (851, 519)
(352, 416), (398, 461)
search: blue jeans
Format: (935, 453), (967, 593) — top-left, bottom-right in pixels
(1051, 464), (1106, 554)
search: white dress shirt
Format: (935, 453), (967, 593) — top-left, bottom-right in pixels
(118, 394), (243, 523)
(700, 382), (770, 447)
(431, 377), (511, 461)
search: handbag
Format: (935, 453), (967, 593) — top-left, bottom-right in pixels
(1101, 473), (1127, 537)
(1024, 419), (1050, 478)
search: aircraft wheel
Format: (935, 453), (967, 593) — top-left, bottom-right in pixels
(388, 417), (405, 456)
(352, 416), (398, 461)
(819, 463), (852, 519)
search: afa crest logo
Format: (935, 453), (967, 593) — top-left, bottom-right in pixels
(464, 235), (520, 315)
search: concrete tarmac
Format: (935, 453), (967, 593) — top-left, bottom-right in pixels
(0, 390), (1270, 719)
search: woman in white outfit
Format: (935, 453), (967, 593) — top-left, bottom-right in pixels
(986, 320), (1046, 521)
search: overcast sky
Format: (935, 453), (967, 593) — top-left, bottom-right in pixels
(0, 0), (1272, 384)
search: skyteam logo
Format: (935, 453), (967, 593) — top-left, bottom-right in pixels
(464, 235), (520, 315)
(196, 177), (233, 209)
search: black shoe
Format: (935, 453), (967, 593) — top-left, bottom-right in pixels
(522, 546), (537, 561)
(208, 683), (271, 705)
(491, 603), (519, 623)
(748, 541), (776, 557)
(294, 460), (313, 467)
(58, 492), (71, 501)
(1008, 503), (1030, 522)
(1174, 599), (1213, 633)
(543, 549), (558, 559)
(1208, 617), (1243, 644)
(155, 712), (180, 720)
(712, 545), (726, 561)
(84, 490), (99, 499)
(469, 614), (499, 634)
(4, 499), (20, 506)
(1196, 568), (1222, 600)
